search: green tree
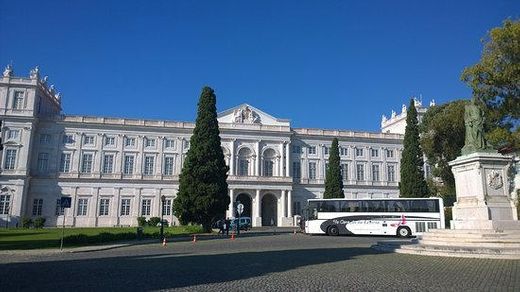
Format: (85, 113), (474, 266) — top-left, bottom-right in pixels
(420, 100), (468, 204)
(173, 86), (229, 232)
(323, 138), (344, 199)
(461, 19), (520, 149)
(399, 99), (429, 197)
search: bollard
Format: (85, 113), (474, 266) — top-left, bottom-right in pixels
(192, 234), (197, 243)
(162, 238), (167, 247)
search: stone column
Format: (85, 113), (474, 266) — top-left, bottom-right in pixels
(157, 137), (165, 176)
(229, 140), (235, 175)
(255, 189), (262, 227)
(279, 143), (284, 176)
(287, 190), (293, 218)
(115, 187), (121, 227)
(228, 189), (235, 218)
(280, 190), (286, 226)
(94, 187), (100, 227)
(285, 141), (290, 177)
(255, 141), (261, 176)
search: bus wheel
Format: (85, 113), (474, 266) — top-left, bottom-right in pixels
(327, 225), (339, 236)
(397, 226), (411, 238)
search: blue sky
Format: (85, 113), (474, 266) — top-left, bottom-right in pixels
(1, 1), (518, 132)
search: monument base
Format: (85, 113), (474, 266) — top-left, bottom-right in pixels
(449, 152), (519, 230)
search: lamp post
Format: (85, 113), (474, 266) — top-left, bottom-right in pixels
(160, 195), (166, 241)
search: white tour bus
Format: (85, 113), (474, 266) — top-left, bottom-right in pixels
(304, 197), (444, 237)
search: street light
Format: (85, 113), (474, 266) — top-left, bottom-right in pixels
(160, 195), (166, 241)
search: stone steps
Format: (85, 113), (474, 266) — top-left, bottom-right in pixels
(372, 229), (520, 259)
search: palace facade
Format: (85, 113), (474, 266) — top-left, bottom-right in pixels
(0, 66), (406, 227)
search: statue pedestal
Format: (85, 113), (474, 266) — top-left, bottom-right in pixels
(448, 152), (520, 230)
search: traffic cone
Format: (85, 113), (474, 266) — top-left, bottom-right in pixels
(192, 234), (197, 243)
(162, 237), (167, 247)
(230, 231), (235, 240)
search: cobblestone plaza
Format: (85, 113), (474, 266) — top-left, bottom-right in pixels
(1, 231), (519, 291)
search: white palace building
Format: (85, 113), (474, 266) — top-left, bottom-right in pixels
(0, 66), (431, 227)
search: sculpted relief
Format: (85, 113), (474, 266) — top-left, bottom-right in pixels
(233, 106), (260, 124)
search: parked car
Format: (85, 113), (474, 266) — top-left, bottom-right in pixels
(230, 217), (252, 231)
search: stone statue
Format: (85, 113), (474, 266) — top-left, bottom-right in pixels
(461, 98), (492, 155)
(3, 64), (13, 77)
(29, 66), (39, 79)
(233, 106), (260, 124)
(391, 110), (396, 118)
(401, 104), (406, 113)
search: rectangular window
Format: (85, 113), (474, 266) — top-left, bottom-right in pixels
(163, 199), (172, 216)
(0, 195), (11, 215)
(120, 199), (131, 216)
(386, 149), (394, 158)
(292, 145), (301, 154)
(102, 154), (114, 174)
(32, 199), (43, 216)
(238, 159), (249, 176)
(324, 146), (329, 155)
(341, 163), (348, 180)
(309, 162), (316, 179)
(308, 146), (316, 155)
(104, 137), (115, 146)
(81, 153), (93, 173)
(372, 164), (380, 181)
(77, 198), (88, 216)
(55, 198), (64, 216)
(356, 148), (364, 157)
(63, 134), (74, 144)
(371, 149), (379, 157)
(123, 155), (134, 175)
(59, 153), (71, 172)
(165, 139), (175, 149)
(13, 91), (24, 109)
(144, 156), (155, 175)
(99, 199), (110, 216)
(292, 162), (301, 179)
(263, 160), (274, 176)
(84, 136), (95, 145)
(164, 156), (174, 175)
(356, 164), (365, 181)
(141, 199), (151, 216)
(340, 147), (348, 156)
(125, 137), (136, 147)
(37, 153), (49, 172)
(145, 138), (156, 148)
(4, 149), (17, 170)
(388, 165), (396, 182)
(7, 129), (20, 140)
(40, 134), (51, 144)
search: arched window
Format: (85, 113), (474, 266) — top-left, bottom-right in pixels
(262, 148), (276, 177)
(237, 148), (252, 176)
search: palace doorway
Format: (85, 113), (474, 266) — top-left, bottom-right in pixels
(262, 193), (277, 226)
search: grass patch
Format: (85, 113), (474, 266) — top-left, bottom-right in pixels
(0, 225), (204, 250)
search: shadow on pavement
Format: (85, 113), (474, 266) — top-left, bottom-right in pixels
(1, 247), (387, 291)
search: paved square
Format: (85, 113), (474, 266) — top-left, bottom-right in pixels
(1, 231), (519, 291)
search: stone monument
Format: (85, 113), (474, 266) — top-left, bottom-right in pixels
(449, 98), (519, 230)
(373, 98), (520, 259)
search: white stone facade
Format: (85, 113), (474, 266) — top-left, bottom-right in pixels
(0, 67), (403, 227)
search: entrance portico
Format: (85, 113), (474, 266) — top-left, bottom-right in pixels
(227, 188), (293, 227)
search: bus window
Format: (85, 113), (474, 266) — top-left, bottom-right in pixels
(362, 200), (386, 212)
(342, 200), (361, 212)
(387, 200), (406, 212)
(409, 200), (439, 212)
(319, 200), (339, 212)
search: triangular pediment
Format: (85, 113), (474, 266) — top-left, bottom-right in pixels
(218, 103), (290, 127)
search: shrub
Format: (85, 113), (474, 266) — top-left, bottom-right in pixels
(148, 217), (161, 227)
(33, 217), (46, 228)
(22, 217), (33, 228)
(137, 217), (147, 227)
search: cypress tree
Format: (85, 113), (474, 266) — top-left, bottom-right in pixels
(323, 138), (344, 198)
(399, 99), (429, 197)
(173, 86), (229, 232)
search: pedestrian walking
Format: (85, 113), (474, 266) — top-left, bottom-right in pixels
(225, 218), (231, 236)
(218, 219), (224, 235)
